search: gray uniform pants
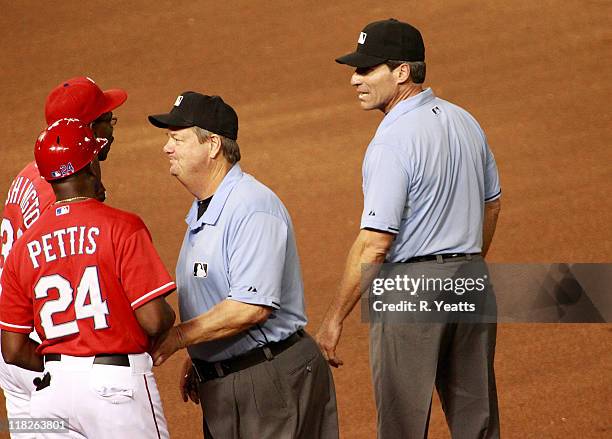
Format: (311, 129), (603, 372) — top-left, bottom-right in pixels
(198, 332), (339, 439)
(369, 257), (500, 438)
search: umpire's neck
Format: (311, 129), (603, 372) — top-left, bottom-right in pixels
(186, 137), (232, 202)
(383, 83), (423, 114)
(193, 160), (232, 201)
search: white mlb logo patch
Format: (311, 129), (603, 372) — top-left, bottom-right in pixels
(174, 95), (184, 107)
(193, 262), (208, 278)
(358, 32), (367, 44)
(55, 206), (70, 216)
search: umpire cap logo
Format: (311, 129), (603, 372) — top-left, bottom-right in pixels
(193, 262), (208, 278)
(358, 32), (367, 44)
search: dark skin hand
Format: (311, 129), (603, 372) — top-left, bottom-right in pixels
(179, 355), (199, 404)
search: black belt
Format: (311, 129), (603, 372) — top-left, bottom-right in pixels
(402, 253), (479, 264)
(44, 353), (130, 367)
(192, 330), (305, 383)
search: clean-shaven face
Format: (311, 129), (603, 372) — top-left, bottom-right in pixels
(163, 127), (208, 182)
(350, 63), (398, 112)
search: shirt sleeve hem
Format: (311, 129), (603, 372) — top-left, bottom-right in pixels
(360, 219), (400, 234)
(0, 321), (33, 334)
(485, 189), (502, 202)
(131, 281), (176, 309)
(226, 295), (280, 310)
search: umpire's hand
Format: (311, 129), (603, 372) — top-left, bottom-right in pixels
(180, 356), (200, 404)
(315, 319), (344, 368)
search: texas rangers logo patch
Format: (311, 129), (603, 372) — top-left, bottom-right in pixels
(193, 262), (208, 278)
(55, 205), (70, 216)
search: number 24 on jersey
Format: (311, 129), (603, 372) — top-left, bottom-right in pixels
(35, 266), (109, 339)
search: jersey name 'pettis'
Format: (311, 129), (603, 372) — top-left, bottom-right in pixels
(26, 226), (100, 269)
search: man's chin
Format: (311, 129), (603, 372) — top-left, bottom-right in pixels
(358, 100), (375, 111)
(98, 143), (112, 161)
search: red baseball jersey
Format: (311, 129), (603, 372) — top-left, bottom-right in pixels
(0, 198), (175, 356)
(1, 161), (55, 292)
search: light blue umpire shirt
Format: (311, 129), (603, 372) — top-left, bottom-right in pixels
(177, 163), (307, 362)
(360, 88), (501, 262)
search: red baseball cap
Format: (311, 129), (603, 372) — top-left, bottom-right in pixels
(45, 76), (127, 125)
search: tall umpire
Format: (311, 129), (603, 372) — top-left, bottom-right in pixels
(148, 92), (339, 438)
(316, 19), (502, 438)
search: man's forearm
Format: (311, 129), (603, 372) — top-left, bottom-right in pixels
(324, 240), (367, 324)
(324, 232), (391, 324)
(3, 339), (43, 372)
(158, 301), (177, 335)
(482, 198), (501, 258)
(175, 300), (269, 348)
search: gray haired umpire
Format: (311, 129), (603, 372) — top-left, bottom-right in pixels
(316, 19), (502, 438)
(148, 92), (339, 438)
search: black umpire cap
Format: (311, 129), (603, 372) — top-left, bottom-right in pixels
(336, 18), (425, 68)
(148, 92), (238, 140)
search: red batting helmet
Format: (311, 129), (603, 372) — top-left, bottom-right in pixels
(35, 118), (108, 181)
(45, 76), (127, 125)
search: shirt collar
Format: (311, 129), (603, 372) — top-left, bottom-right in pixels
(185, 163), (243, 230)
(378, 87), (436, 132)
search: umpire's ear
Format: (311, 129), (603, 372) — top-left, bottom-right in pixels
(208, 134), (223, 159)
(396, 63), (411, 85)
